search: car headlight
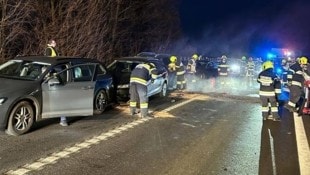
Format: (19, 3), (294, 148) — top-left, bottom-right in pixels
(0, 97), (7, 105)
(117, 84), (129, 88)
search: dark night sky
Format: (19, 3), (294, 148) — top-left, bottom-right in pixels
(179, 0), (310, 57)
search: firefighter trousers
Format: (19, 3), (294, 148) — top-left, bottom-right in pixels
(129, 83), (148, 116)
(176, 74), (186, 90)
(260, 95), (278, 118)
(287, 85), (303, 108)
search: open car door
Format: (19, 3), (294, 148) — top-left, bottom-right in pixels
(41, 63), (96, 118)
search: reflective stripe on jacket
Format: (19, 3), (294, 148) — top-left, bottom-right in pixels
(130, 64), (158, 86)
(257, 68), (277, 96)
(288, 63), (304, 87)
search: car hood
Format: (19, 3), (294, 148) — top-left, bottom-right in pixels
(0, 77), (39, 95)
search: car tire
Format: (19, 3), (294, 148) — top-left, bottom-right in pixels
(159, 82), (168, 97)
(94, 89), (108, 115)
(6, 101), (34, 136)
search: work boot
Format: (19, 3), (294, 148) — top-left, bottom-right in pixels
(60, 116), (68, 126)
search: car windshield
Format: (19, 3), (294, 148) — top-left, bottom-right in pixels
(0, 59), (51, 80)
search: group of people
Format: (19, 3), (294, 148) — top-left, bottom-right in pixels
(257, 56), (310, 121)
(45, 42), (309, 123)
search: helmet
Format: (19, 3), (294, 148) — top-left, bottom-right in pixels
(298, 56), (308, 65)
(241, 56), (246, 61)
(221, 55), (227, 59)
(262, 61), (273, 70)
(170, 56), (177, 63)
(147, 62), (156, 68)
(192, 54), (198, 60)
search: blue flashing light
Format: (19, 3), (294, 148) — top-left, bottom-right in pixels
(267, 53), (276, 59)
(276, 67), (282, 75)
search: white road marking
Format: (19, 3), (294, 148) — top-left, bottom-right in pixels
(162, 96), (200, 112)
(268, 129), (277, 175)
(5, 95), (201, 175)
(181, 123), (196, 128)
(5, 118), (152, 175)
(293, 113), (310, 175)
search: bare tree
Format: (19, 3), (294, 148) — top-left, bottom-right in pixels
(0, 0), (182, 63)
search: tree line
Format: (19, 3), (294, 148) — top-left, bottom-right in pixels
(0, 0), (182, 64)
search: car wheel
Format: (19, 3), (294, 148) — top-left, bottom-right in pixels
(6, 101), (34, 136)
(159, 82), (168, 97)
(94, 89), (108, 115)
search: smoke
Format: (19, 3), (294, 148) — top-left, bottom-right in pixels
(177, 1), (310, 57)
(185, 75), (259, 96)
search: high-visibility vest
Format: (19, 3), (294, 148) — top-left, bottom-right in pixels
(47, 46), (57, 57)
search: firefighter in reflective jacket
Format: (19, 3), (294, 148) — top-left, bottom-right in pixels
(176, 57), (186, 90)
(187, 54), (198, 83)
(129, 63), (158, 118)
(168, 56), (177, 90)
(246, 57), (255, 87)
(257, 61), (281, 121)
(284, 56), (308, 112)
(217, 55), (230, 86)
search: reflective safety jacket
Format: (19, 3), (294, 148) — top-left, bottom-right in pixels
(176, 62), (185, 76)
(187, 58), (196, 73)
(257, 68), (277, 96)
(246, 61), (255, 76)
(288, 63), (304, 87)
(274, 79), (282, 95)
(168, 62), (177, 73)
(281, 65), (290, 83)
(130, 63), (158, 86)
(218, 62), (230, 76)
(45, 46), (58, 57)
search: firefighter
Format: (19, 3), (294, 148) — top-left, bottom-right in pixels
(284, 56), (308, 112)
(129, 62), (158, 118)
(176, 56), (186, 90)
(186, 54), (198, 84)
(246, 57), (255, 87)
(240, 56), (247, 77)
(217, 55), (230, 87)
(257, 61), (281, 121)
(281, 58), (290, 85)
(168, 55), (177, 90)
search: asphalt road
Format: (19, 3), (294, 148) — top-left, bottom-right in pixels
(0, 85), (309, 175)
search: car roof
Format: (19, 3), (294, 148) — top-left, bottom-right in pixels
(13, 56), (100, 65)
(114, 56), (159, 62)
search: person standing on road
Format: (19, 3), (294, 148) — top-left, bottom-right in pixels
(186, 54), (198, 84)
(284, 56), (308, 113)
(129, 63), (158, 118)
(176, 56), (186, 90)
(257, 61), (281, 121)
(168, 55), (177, 91)
(44, 39), (68, 126)
(217, 55), (230, 88)
(246, 57), (255, 88)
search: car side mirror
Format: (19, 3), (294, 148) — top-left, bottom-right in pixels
(48, 77), (60, 86)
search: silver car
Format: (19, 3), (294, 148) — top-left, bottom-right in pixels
(107, 56), (168, 101)
(0, 56), (115, 136)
